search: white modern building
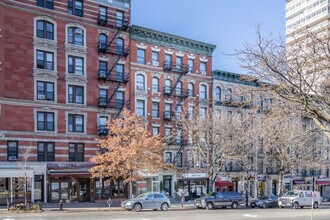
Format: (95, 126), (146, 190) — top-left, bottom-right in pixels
(286, 0), (330, 43)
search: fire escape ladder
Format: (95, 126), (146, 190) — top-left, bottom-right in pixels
(170, 72), (185, 95)
(115, 100), (130, 119)
(107, 81), (124, 105)
(172, 140), (186, 165)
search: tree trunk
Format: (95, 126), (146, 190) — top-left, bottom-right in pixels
(129, 170), (133, 199)
(24, 175), (27, 206)
(277, 171), (284, 197)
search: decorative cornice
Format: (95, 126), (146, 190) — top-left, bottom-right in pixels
(130, 25), (216, 57)
(65, 74), (88, 84)
(212, 70), (259, 87)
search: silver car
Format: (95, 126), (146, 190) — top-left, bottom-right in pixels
(122, 192), (171, 212)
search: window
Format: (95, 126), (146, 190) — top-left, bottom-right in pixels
(215, 87), (221, 100)
(116, 10), (124, 27)
(200, 85), (207, 99)
(165, 152), (172, 163)
(200, 62), (207, 75)
(99, 61), (107, 77)
(116, 91), (124, 108)
(68, 0), (83, 17)
(37, 0), (54, 9)
(68, 27), (84, 46)
(225, 88), (232, 101)
(165, 79), (171, 93)
(165, 128), (172, 142)
(176, 57), (182, 71)
(136, 74), (145, 90)
(137, 49), (145, 64)
(37, 81), (54, 101)
(176, 105), (182, 119)
(200, 107), (207, 118)
(69, 143), (84, 161)
(68, 56), (84, 75)
(188, 82), (194, 97)
(7, 141), (18, 161)
(99, 116), (107, 127)
(36, 20), (54, 40)
(165, 103), (172, 113)
(37, 142), (55, 161)
(116, 64), (124, 80)
(188, 106), (194, 120)
(99, 89), (107, 105)
(37, 111), (54, 131)
(188, 59), (194, 72)
(136, 100), (145, 116)
(37, 50), (54, 70)
(176, 129), (182, 143)
(152, 127), (159, 135)
(152, 77), (159, 92)
(152, 102), (159, 118)
(176, 81), (182, 95)
(165, 54), (172, 66)
(176, 153), (182, 167)
(116, 38), (124, 54)
(68, 114), (84, 132)
(99, 34), (107, 51)
(99, 6), (107, 22)
(68, 85), (84, 104)
(152, 52), (159, 66)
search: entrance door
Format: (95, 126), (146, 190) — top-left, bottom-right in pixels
(163, 176), (172, 197)
(79, 179), (90, 202)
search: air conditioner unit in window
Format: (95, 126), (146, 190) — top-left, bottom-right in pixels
(8, 156), (17, 161)
(38, 94), (46, 100)
(201, 71), (206, 75)
(152, 61), (159, 67)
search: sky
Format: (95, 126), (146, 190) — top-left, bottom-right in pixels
(131, 0), (286, 74)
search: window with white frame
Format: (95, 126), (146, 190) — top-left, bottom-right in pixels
(152, 102), (159, 118)
(188, 83), (194, 97)
(37, 50), (54, 70)
(68, 114), (84, 132)
(136, 74), (145, 90)
(68, 27), (84, 46)
(37, 81), (54, 101)
(176, 57), (182, 71)
(37, 142), (55, 161)
(152, 77), (159, 92)
(116, 64), (124, 80)
(199, 85), (207, 99)
(136, 100), (145, 116)
(165, 79), (171, 93)
(176, 128), (182, 143)
(200, 62), (207, 75)
(152, 52), (159, 66)
(188, 59), (194, 72)
(165, 152), (172, 163)
(68, 85), (84, 104)
(215, 86), (221, 100)
(68, 55), (84, 75)
(137, 49), (145, 64)
(152, 127), (159, 135)
(36, 20), (54, 40)
(99, 61), (107, 77)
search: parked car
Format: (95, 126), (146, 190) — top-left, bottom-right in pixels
(121, 192), (171, 212)
(250, 195), (278, 208)
(194, 192), (243, 210)
(278, 190), (321, 209)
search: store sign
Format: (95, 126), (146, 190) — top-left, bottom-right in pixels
(216, 175), (231, 182)
(182, 173), (207, 179)
(293, 180), (311, 185)
(137, 181), (146, 190)
(257, 175), (266, 181)
(47, 163), (94, 169)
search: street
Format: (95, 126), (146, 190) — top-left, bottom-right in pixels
(1, 208), (330, 220)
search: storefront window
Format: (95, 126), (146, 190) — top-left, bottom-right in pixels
(51, 182), (59, 201)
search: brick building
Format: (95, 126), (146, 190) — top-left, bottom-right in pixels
(129, 25), (216, 199)
(0, 0), (131, 204)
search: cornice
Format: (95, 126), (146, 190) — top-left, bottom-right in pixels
(212, 70), (259, 87)
(130, 25), (216, 57)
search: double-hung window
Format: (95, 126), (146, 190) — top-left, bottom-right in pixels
(116, 91), (124, 108)
(99, 61), (107, 78)
(69, 143), (84, 161)
(37, 50), (54, 70)
(176, 57), (182, 71)
(165, 54), (172, 67)
(152, 52), (159, 66)
(116, 11), (124, 27)
(116, 64), (124, 80)
(37, 21), (54, 40)
(152, 77), (159, 92)
(200, 85), (207, 99)
(37, 142), (55, 161)
(99, 6), (107, 23)
(37, 81), (54, 101)
(68, 0), (83, 17)
(165, 152), (172, 163)
(136, 74), (145, 90)
(188, 83), (194, 97)
(37, 0), (54, 10)
(152, 102), (159, 118)
(68, 85), (84, 104)
(136, 100), (145, 116)
(188, 59), (194, 72)
(7, 141), (18, 161)
(176, 153), (183, 167)
(152, 127), (159, 135)
(200, 62), (207, 75)
(37, 111), (54, 131)
(137, 49), (145, 64)
(165, 128), (172, 142)
(68, 114), (84, 132)
(68, 56), (84, 75)
(68, 27), (84, 46)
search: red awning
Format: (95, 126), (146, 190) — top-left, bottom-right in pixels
(215, 181), (234, 187)
(316, 180), (330, 185)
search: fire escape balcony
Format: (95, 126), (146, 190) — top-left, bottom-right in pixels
(174, 89), (189, 98)
(163, 61), (189, 74)
(163, 86), (172, 96)
(163, 111), (174, 121)
(98, 97), (108, 107)
(97, 125), (109, 136)
(97, 13), (130, 31)
(98, 69), (129, 83)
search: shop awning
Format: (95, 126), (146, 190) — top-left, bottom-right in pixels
(316, 180), (330, 185)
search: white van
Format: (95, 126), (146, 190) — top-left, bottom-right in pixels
(278, 190), (321, 209)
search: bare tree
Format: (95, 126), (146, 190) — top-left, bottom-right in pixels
(17, 145), (33, 206)
(177, 107), (256, 191)
(235, 27), (330, 137)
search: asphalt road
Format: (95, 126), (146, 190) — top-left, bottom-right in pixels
(1, 208), (330, 220)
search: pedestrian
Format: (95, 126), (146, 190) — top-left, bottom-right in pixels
(180, 189), (185, 207)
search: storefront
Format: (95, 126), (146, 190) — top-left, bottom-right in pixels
(316, 179), (330, 202)
(215, 175), (235, 192)
(132, 174), (160, 197)
(178, 173), (209, 200)
(292, 179), (312, 190)
(95, 178), (127, 199)
(257, 175), (267, 197)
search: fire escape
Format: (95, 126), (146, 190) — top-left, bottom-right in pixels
(96, 10), (130, 135)
(162, 61), (189, 166)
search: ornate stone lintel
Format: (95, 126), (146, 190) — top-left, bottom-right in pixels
(33, 68), (58, 79)
(65, 73), (88, 84)
(65, 43), (87, 54)
(134, 89), (148, 98)
(33, 37), (58, 50)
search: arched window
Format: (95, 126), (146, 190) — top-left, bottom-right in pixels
(188, 83), (194, 97)
(176, 81), (182, 95)
(225, 88), (232, 101)
(68, 27), (84, 46)
(116, 37), (124, 54)
(200, 85), (207, 99)
(152, 77), (159, 92)
(136, 74), (145, 90)
(36, 20), (54, 40)
(99, 34), (107, 50)
(165, 79), (172, 94)
(215, 86), (221, 100)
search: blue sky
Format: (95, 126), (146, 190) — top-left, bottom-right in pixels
(131, 0), (286, 74)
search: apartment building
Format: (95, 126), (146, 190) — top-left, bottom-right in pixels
(0, 0), (130, 204)
(129, 25), (216, 200)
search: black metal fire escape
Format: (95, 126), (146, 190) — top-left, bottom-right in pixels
(96, 11), (130, 135)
